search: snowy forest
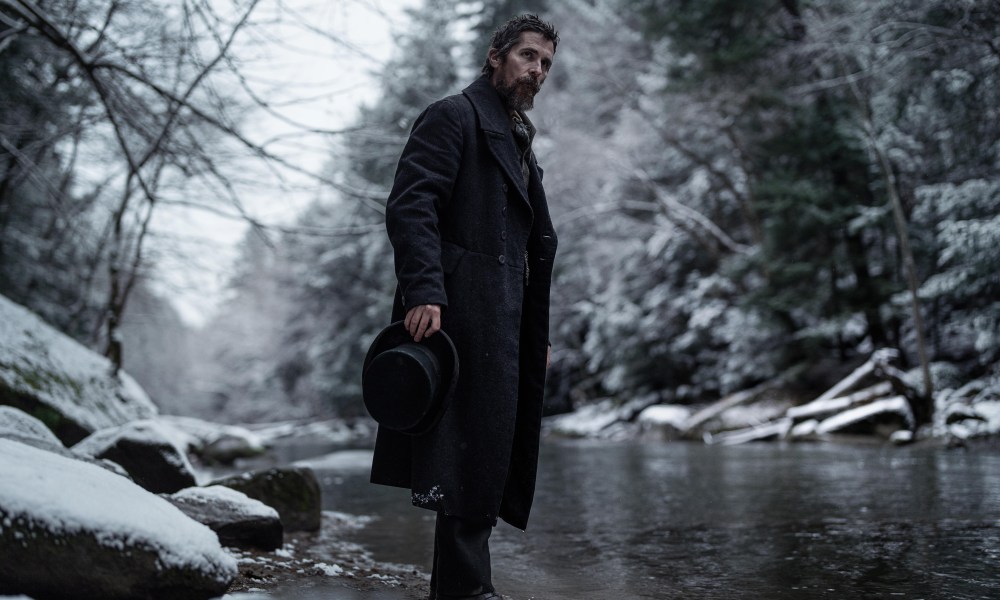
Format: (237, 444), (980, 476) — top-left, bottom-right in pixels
(2, 0), (998, 427)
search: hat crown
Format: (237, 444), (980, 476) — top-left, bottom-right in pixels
(361, 322), (458, 435)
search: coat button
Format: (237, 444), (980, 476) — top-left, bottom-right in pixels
(498, 255), (506, 265)
(502, 183), (509, 193)
(500, 230), (507, 240)
(502, 205), (507, 215)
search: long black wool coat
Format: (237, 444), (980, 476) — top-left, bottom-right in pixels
(370, 75), (558, 530)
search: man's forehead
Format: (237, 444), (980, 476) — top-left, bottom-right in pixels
(512, 31), (555, 56)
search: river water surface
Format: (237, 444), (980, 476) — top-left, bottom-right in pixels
(299, 439), (999, 599)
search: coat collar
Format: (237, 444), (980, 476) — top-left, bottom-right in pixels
(462, 75), (513, 135)
(462, 76), (533, 208)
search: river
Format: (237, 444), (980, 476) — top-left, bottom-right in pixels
(280, 439), (1000, 599)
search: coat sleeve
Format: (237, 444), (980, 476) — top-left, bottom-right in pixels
(385, 98), (464, 311)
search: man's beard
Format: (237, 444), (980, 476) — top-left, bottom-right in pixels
(496, 74), (541, 112)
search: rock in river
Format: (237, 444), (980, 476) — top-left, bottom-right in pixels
(0, 438), (236, 600)
(166, 485), (283, 551)
(212, 467), (322, 532)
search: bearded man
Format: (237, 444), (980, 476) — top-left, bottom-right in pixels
(369, 14), (560, 600)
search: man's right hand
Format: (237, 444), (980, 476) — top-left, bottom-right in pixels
(404, 304), (442, 342)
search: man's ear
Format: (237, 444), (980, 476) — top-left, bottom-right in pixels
(487, 48), (500, 68)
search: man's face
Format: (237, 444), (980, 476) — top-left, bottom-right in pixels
(489, 31), (555, 112)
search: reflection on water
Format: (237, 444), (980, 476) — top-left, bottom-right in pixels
(309, 440), (1000, 599)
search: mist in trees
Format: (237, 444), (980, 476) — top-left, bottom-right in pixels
(3, 0), (997, 423)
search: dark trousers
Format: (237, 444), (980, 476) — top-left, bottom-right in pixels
(430, 513), (495, 598)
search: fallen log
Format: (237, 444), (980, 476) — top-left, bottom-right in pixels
(786, 381), (893, 421)
(815, 396), (914, 435)
(706, 418), (793, 446)
(682, 378), (781, 435)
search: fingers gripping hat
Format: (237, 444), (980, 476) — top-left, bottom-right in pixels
(361, 321), (459, 435)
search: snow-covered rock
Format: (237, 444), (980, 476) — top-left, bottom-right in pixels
(166, 485), (282, 551)
(73, 419), (197, 493)
(0, 438), (236, 599)
(211, 467), (322, 532)
(0, 294), (157, 444)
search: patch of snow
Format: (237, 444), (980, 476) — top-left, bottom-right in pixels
(0, 405), (63, 447)
(171, 486), (279, 520)
(0, 295), (157, 433)
(637, 404), (690, 429)
(322, 510), (374, 530)
(974, 401), (1000, 433)
(547, 399), (620, 435)
(0, 438), (236, 582)
(315, 562), (344, 576)
(890, 429), (914, 445)
(293, 449), (374, 471)
(412, 485), (444, 505)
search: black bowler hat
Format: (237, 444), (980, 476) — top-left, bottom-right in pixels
(361, 321), (459, 435)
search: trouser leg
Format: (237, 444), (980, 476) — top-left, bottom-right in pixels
(431, 512), (494, 598)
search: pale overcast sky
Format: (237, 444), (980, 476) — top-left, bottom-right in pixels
(150, 0), (417, 326)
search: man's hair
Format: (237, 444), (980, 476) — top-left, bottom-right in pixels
(481, 14), (559, 77)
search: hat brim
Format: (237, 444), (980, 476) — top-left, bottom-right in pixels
(361, 321), (458, 435)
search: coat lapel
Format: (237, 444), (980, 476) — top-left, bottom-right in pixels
(462, 77), (532, 212)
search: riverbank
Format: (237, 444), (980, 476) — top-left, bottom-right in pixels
(223, 510), (429, 599)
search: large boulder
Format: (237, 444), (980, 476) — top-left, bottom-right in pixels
(73, 419), (197, 493)
(0, 438), (236, 599)
(165, 485), (283, 551)
(211, 467), (321, 532)
(0, 294), (157, 445)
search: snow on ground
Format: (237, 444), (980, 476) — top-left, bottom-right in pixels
(637, 404), (690, 429)
(0, 438), (236, 582)
(0, 294), (156, 433)
(171, 485), (279, 520)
